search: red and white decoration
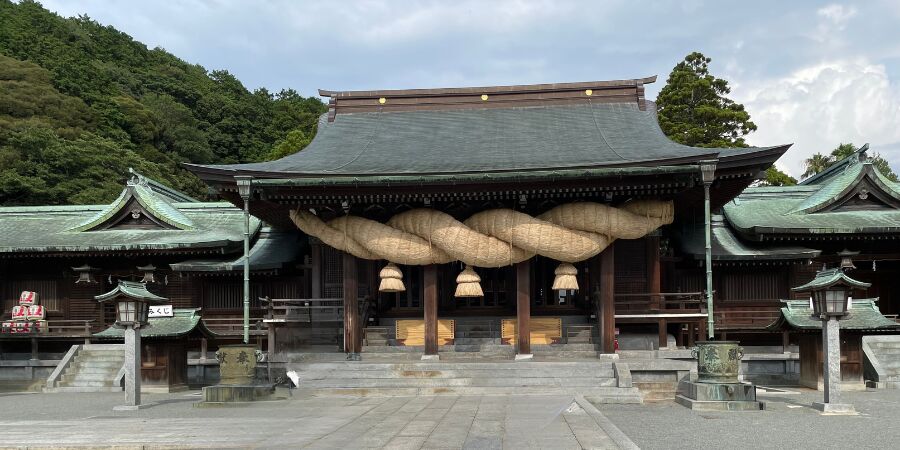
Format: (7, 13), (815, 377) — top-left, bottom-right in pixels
(18, 291), (37, 306)
(1, 290), (45, 334)
(26, 305), (45, 321)
(10, 305), (28, 321)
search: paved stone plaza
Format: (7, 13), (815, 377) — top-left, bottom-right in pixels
(2, 388), (900, 449)
(0, 391), (634, 449)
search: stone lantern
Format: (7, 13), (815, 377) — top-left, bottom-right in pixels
(792, 268), (870, 414)
(95, 280), (167, 410)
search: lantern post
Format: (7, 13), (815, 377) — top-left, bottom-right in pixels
(791, 267), (870, 414)
(95, 280), (167, 411)
(235, 176), (253, 344)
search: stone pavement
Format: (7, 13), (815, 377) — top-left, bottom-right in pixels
(0, 391), (636, 449)
(599, 388), (900, 450)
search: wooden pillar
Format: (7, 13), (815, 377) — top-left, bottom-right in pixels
(782, 331), (791, 353)
(266, 299), (276, 355)
(647, 235), (661, 310)
(30, 337), (39, 361)
(200, 337), (208, 362)
(516, 260), (531, 357)
(311, 240), (322, 298)
(343, 253), (360, 354)
(600, 244), (616, 353)
(658, 318), (668, 349)
(423, 265), (438, 358)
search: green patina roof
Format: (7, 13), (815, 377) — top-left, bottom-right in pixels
(791, 268), (872, 292)
(95, 280), (168, 303)
(251, 165), (699, 187)
(724, 148), (900, 237)
(169, 228), (303, 272)
(0, 174), (261, 254)
(69, 182), (195, 232)
(680, 214), (820, 261)
(768, 299), (900, 331)
(187, 101), (785, 179)
(94, 308), (213, 339)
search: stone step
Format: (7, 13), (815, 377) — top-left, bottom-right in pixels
(297, 377), (618, 388)
(69, 359), (125, 370)
(64, 366), (121, 375)
(291, 361), (614, 371)
(296, 386), (642, 402)
(46, 386), (123, 393)
(61, 372), (118, 382)
(73, 355), (124, 362)
(57, 380), (120, 388)
(453, 338), (502, 345)
(294, 368), (616, 379)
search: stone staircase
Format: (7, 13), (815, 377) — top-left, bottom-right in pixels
(45, 344), (124, 393)
(288, 360), (641, 403)
(863, 335), (900, 389)
(362, 319), (600, 360)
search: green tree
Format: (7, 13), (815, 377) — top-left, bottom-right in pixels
(657, 52), (796, 185)
(0, 0), (327, 205)
(801, 143), (899, 182)
(657, 52), (757, 148)
(267, 129), (311, 161)
(802, 153), (832, 179)
(761, 167), (797, 186)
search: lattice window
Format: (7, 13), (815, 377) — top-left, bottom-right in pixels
(322, 246), (343, 298)
(719, 268), (787, 302)
(615, 239), (647, 294)
(2, 279), (60, 312)
(202, 278), (303, 310)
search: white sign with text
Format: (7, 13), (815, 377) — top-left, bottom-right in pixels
(148, 304), (173, 318)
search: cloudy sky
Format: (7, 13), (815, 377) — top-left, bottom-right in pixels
(39, 0), (900, 177)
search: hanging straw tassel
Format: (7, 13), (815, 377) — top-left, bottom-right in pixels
(454, 265), (484, 297)
(378, 262), (406, 292)
(552, 263), (579, 291)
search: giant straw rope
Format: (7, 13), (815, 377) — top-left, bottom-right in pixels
(290, 200), (673, 267)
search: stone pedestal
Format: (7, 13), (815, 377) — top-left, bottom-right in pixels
(813, 317), (856, 415)
(216, 344), (259, 385)
(199, 384), (287, 405)
(675, 379), (764, 411)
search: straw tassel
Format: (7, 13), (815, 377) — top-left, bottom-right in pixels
(454, 265), (484, 297)
(378, 262), (406, 292)
(552, 262), (579, 291)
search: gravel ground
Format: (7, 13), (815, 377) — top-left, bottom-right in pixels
(597, 388), (900, 450)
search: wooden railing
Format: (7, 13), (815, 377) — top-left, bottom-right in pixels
(259, 297), (367, 324)
(201, 317), (267, 336)
(613, 292), (706, 312)
(713, 309), (782, 331)
(0, 320), (96, 338)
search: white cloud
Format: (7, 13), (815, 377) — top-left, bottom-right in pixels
(736, 59), (900, 177)
(817, 4), (858, 26)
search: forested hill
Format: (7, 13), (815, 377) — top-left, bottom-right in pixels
(0, 0), (326, 205)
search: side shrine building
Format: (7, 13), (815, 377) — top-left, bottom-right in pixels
(2, 77), (899, 392)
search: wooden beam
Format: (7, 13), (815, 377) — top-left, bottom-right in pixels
(600, 244), (616, 353)
(516, 260), (531, 356)
(424, 265), (438, 356)
(343, 252), (360, 354)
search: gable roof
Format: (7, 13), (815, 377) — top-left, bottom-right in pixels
(94, 308), (214, 339)
(0, 173), (261, 256)
(679, 214), (820, 261)
(791, 268), (872, 292)
(768, 299), (900, 331)
(95, 280), (168, 303)
(185, 77), (789, 181)
(169, 228), (303, 273)
(724, 146), (900, 238)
